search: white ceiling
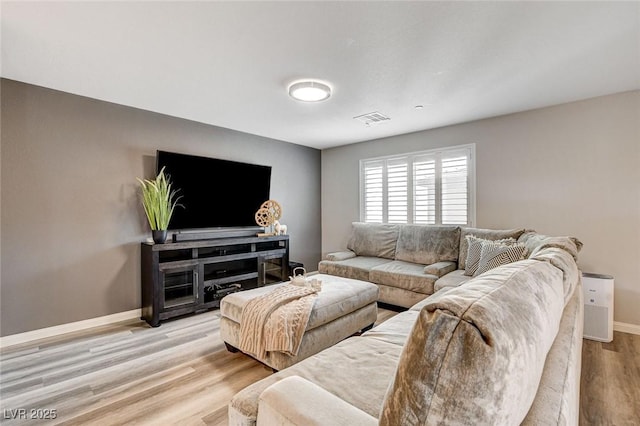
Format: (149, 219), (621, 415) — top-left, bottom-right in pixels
(2, 1), (639, 150)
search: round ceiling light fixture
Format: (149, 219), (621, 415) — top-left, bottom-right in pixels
(288, 80), (332, 102)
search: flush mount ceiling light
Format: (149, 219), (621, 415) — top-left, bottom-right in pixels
(288, 80), (332, 102)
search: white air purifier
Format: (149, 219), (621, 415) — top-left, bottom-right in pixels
(582, 272), (614, 342)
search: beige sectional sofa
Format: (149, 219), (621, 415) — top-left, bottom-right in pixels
(318, 222), (540, 307)
(229, 223), (584, 425)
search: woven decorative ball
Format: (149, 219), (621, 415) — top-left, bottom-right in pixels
(260, 200), (282, 221)
(254, 207), (274, 227)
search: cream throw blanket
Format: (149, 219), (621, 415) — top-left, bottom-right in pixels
(238, 284), (319, 360)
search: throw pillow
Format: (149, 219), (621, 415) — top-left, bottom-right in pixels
(458, 227), (526, 269)
(474, 240), (526, 276)
(463, 236), (515, 277)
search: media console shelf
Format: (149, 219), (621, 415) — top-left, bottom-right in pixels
(141, 235), (289, 327)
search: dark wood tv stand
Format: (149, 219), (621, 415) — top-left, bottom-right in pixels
(141, 235), (289, 327)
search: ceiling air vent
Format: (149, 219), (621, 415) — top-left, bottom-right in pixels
(354, 111), (391, 127)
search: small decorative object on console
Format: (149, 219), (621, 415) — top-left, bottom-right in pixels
(255, 199), (282, 237)
(254, 207), (273, 228)
(137, 166), (183, 244)
(274, 220), (288, 235)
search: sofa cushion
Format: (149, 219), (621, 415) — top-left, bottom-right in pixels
(377, 284), (432, 309)
(474, 240), (526, 276)
(362, 310), (419, 347)
(370, 260), (438, 295)
(347, 222), (400, 259)
(379, 259), (565, 426)
(325, 250), (357, 261)
(229, 337), (403, 424)
(318, 256), (392, 282)
(408, 287), (452, 312)
(522, 281), (583, 425)
(395, 225), (460, 265)
(257, 376), (378, 426)
(458, 227), (526, 269)
(433, 269), (472, 292)
(530, 246), (581, 305)
(518, 231), (583, 260)
(423, 261), (456, 277)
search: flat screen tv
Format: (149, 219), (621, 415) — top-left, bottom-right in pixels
(156, 150), (271, 230)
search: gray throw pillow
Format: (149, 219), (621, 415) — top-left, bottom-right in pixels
(464, 235), (516, 277)
(458, 227), (526, 269)
(474, 240), (526, 276)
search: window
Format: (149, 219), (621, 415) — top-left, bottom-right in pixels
(360, 144), (475, 225)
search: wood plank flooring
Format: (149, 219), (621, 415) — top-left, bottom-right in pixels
(0, 311), (272, 425)
(0, 308), (638, 425)
(579, 331), (640, 425)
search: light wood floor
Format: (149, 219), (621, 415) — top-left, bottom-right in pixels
(579, 331), (640, 425)
(0, 308), (637, 425)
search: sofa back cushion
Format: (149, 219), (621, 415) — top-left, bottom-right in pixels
(395, 225), (460, 265)
(379, 259), (565, 425)
(530, 246), (581, 305)
(518, 231), (583, 260)
(458, 227), (526, 269)
(347, 222), (399, 259)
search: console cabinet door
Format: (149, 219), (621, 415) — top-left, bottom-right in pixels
(159, 264), (199, 311)
(259, 254), (288, 286)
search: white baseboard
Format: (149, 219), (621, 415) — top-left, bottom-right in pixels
(0, 309), (142, 349)
(613, 321), (640, 336)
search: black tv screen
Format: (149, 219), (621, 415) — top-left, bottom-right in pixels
(156, 150), (271, 230)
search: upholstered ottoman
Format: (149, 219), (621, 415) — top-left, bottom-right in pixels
(219, 274), (379, 371)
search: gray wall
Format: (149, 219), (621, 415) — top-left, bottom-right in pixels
(322, 90), (640, 327)
(1, 79), (322, 336)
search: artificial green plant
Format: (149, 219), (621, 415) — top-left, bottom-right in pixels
(137, 167), (182, 230)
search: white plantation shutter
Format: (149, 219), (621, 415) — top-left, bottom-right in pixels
(441, 151), (469, 225)
(361, 145), (474, 226)
(413, 156), (436, 224)
(363, 160), (384, 223)
(387, 159), (408, 223)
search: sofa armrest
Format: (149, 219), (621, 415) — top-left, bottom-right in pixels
(257, 376), (377, 426)
(423, 261), (457, 277)
(326, 250), (357, 261)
